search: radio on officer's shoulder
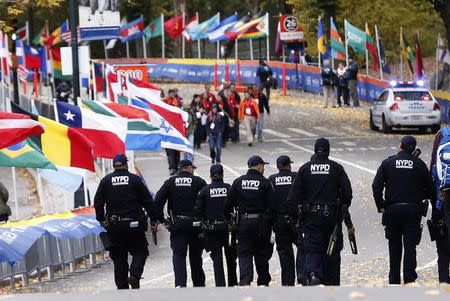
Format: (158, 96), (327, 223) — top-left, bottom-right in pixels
(412, 148), (421, 158)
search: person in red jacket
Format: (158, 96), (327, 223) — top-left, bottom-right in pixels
(201, 84), (217, 114)
(163, 89), (181, 108)
(238, 89), (260, 147)
(227, 84), (241, 143)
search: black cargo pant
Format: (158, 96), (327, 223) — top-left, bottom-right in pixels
(274, 220), (299, 286)
(170, 220), (205, 287)
(436, 234), (450, 283)
(108, 223), (149, 289)
(237, 217), (273, 286)
(384, 203), (422, 284)
(302, 210), (342, 284)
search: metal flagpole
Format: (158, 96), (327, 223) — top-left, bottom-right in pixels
(365, 23), (369, 76)
(235, 12), (238, 60)
(141, 14), (147, 59)
(182, 13), (185, 59)
(161, 14), (165, 59)
(375, 25), (383, 80)
(103, 40), (108, 59)
(436, 33), (440, 90)
(126, 41), (130, 58)
(400, 27), (404, 81)
(249, 39), (253, 60)
(83, 174), (89, 207)
(344, 20), (349, 67)
(266, 13), (270, 61)
(318, 51), (321, 69)
(11, 167), (19, 220)
(216, 13), (220, 60)
(91, 61), (97, 100)
(197, 12), (201, 59)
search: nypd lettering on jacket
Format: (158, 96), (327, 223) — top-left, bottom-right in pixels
(175, 177), (193, 187)
(111, 176), (129, 186)
(396, 159), (414, 169)
(210, 187), (228, 198)
(242, 180), (260, 190)
(310, 164), (330, 175)
(275, 176), (292, 185)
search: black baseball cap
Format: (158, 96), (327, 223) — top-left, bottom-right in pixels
(247, 155), (270, 168)
(210, 164), (224, 176)
(113, 154), (128, 167)
(400, 135), (417, 152)
(314, 138), (330, 154)
(178, 159), (196, 169)
(277, 155), (293, 167)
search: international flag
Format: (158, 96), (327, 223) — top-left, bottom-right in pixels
(130, 96), (190, 153)
(82, 100), (161, 151)
(93, 63), (104, 92)
(0, 112), (45, 150)
(120, 17), (145, 43)
(16, 25), (27, 42)
(274, 20), (282, 57)
(23, 43), (41, 69)
(50, 48), (72, 80)
(365, 23), (379, 71)
(238, 14), (269, 40)
(38, 166), (83, 192)
(32, 26), (47, 46)
(164, 15), (184, 39)
(224, 13), (251, 41)
(226, 15), (266, 40)
(182, 15), (199, 42)
(207, 15), (237, 43)
(0, 140), (56, 170)
(330, 18), (345, 60)
(378, 35), (391, 74)
(46, 21), (69, 46)
(127, 78), (191, 153)
(144, 16), (163, 41)
(317, 16), (327, 55)
(344, 20), (366, 55)
(437, 35), (450, 65)
(415, 32), (424, 79)
(400, 30), (415, 76)
(188, 14), (219, 41)
(11, 102), (95, 172)
(55, 101), (127, 159)
(0, 31), (9, 77)
(15, 40), (29, 83)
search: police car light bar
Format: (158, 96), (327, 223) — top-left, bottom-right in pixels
(416, 80), (425, 87)
(389, 80), (397, 87)
(389, 80), (424, 88)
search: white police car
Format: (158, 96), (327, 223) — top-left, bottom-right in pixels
(369, 81), (441, 134)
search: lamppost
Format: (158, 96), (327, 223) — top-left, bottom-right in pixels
(69, 0), (80, 104)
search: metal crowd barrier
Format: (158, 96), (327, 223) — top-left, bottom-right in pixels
(0, 233), (106, 291)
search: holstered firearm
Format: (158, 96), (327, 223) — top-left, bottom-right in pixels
(228, 210), (238, 246)
(150, 218), (158, 245)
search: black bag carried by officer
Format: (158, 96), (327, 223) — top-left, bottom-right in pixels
(99, 231), (113, 251)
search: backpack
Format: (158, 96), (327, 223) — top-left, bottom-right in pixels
(322, 68), (333, 86)
(435, 127), (450, 190)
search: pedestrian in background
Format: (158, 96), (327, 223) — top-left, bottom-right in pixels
(347, 59), (359, 107)
(192, 94), (207, 149)
(163, 89), (180, 108)
(0, 182), (11, 222)
(227, 84), (241, 143)
(251, 84), (270, 142)
(257, 59), (273, 102)
(239, 90), (259, 147)
(201, 84), (217, 114)
(336, 63), (349, 107)
(321, 60), (336, 108)
(207, 103), (225, 164)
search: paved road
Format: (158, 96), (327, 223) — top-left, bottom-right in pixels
(13, 92), (443, 294)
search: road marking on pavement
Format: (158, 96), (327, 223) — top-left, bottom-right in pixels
(337, 141), (357, 147)
(287, 128), (318, 137)
(263, 129), (292, 139)
(296, 111), (311, 116)
(282, 140), (377, 175)
(313, 126), (342, 136)
(195, 152), (241, 177)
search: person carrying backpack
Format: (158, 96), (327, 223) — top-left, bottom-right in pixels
(257, 59), (274, 102)
(321, 60), (336, 108)
(430, 127), (450, 283)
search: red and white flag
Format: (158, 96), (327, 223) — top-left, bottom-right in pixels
(182, 15), (199, 42)
(0, 112), (45, 149)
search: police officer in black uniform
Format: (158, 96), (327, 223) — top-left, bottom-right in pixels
(288, 138), (352, 286)
(194, 164), (236, 286)
(94, 154), (155, 290)
(225, 155), (275, 286)
(154, 159), (207, 287)
(372, 136), (434, 284)
(268, 155), (299, 286)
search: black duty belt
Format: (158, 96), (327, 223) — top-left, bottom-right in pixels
(306, 204), (335, 216)
(176, 215), (195, 220)
(208, 219), (227, 225)
(241, 213), (262, 219)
